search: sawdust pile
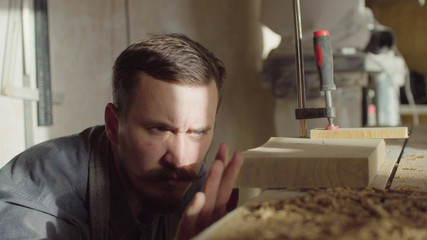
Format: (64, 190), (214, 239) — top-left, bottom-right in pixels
(212, 188), (427, 240)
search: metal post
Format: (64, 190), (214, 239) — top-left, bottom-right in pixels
(292, 0), (307, 137)
(34, 0), (53, 126)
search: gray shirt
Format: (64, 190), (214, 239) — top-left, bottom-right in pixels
(0, 126), (205, 240)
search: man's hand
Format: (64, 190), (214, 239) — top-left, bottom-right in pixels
(175, 143), (244, 240)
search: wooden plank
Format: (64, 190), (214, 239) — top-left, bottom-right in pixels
(391, 125), (427, 192)
(236, 140), (404, 207)
(235, 137), (385, 188)
(310, 127), (409, 139)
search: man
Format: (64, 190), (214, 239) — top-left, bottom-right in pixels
(0, 34), (243, 240)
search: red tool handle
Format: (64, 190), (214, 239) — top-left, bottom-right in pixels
(313, 30), (336, 91)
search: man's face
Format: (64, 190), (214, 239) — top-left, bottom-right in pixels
(113, 75), (218, 211)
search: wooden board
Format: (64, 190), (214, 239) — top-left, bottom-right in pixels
(391, 125), (427, 192)
(235, 137), (385, 188)
(310, 127), (409, 139)
(240, 139), (405, 208)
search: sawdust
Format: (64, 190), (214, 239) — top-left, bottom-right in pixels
(395, 185), (422, 191)
(206, 188), (427, 240)
(403, 154), (425, 160)
(402, 168), (417, 171)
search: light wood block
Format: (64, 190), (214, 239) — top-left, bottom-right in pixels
(310, 127), (409, 139)
(235, 137), (385, 188)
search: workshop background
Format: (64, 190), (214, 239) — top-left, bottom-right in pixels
(0, 0), (426, 169)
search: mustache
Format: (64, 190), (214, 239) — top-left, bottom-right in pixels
(137, 167), (201, 182)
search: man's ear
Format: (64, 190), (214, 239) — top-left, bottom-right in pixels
(105, 103), (119, 145)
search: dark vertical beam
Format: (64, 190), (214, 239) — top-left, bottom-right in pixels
(124, 0), (131, 45)
(34, 0), (52, 126)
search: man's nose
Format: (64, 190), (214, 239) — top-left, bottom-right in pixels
(162, 134), (187, 168)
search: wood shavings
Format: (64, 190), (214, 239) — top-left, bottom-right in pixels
(403, 154), (425, 160)
(225, 188), (427, 240)
(402, 168), (417, 171)
(395, 185), (422, 191)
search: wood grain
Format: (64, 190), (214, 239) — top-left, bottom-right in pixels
(310, 127), (408, 139)
(235, 137), (385, 188)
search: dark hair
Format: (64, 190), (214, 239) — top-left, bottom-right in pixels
(112, 34), (226, 117)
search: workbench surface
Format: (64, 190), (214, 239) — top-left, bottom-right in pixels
(193, 125), (427, 239)
(371, 124), (427, 192)
(389, 125), (427, 192)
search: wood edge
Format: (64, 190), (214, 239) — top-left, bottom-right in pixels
(310, 127), (409, 139)
(368, 139), (386, 185)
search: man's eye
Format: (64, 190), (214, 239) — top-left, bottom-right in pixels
(150, 127), (168, 133)
(155, 127), (168, 132)
(191, 130), (206, 136)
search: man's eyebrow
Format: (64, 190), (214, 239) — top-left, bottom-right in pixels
(143, 120), (177, 130)
(191, 126), (212, 132)
(143, 120), (212, 132)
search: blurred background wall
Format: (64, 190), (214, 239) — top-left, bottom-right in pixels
(0, 0), (276, 168)
(1, 0), (426, 170)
